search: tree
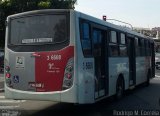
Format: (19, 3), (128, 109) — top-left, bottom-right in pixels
(0, 0), (77, 48)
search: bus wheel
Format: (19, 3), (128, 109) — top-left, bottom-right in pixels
(115, 78), (124, 100)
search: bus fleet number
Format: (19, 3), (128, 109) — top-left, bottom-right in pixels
(83, 62), (93, 70)
(47, 55), (61, 61)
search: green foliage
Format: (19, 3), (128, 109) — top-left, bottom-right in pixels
(38, 1), (51, 8)
(0, 0), (77, 48)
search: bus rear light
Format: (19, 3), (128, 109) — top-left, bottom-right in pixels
(66, 73), (72, 79)
(62, 58), (74, 90)
(5, 66), (10, 72)
(5, 65), (12, 86)
(66, 66), (73, 72)
(5, 73), (11, 78)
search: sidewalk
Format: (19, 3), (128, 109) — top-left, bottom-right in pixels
(0, 73), (4, 92)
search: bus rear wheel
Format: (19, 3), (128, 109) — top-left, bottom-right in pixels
(115, 78), (124, 100)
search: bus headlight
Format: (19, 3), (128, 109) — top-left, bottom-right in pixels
(62, 58), (74, 90)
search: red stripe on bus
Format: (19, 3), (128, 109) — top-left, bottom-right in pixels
(35, 46), (74, 92)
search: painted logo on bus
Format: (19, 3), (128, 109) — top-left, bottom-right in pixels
(15, 56), (25, 69)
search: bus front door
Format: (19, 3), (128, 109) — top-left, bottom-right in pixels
(93, 28), (107, 99)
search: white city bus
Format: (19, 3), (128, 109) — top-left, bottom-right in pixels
(4, 9), (155, 104)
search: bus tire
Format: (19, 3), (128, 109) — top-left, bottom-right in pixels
(115, 77), (124, 100)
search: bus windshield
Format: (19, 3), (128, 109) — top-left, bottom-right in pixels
(9, 14), (69, 45)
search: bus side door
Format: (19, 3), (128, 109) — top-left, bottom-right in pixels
(92, 28), (107, 99)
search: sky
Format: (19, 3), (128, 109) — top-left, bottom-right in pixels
(75, 0), (160, 29)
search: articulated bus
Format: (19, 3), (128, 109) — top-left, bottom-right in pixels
(4, 9), (155, 104)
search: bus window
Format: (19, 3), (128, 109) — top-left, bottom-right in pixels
(146, 40), (151, 56)
(80, 22), (92, 57)
(140, 38), (145, 56)
(109, 44), (119, 56)
(9, 14), (70, 52)
(110, 31), (117, 43)
(135, 37), (140, 56)
(120, 33), (126, 44)
(119, 46), (127, 56)
(109, 31), (118, 56)
(10, 15), (67, 45)
(119, 33), (127, 56)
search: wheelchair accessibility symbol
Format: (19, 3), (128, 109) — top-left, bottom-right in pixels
(13, 76), (19, 83)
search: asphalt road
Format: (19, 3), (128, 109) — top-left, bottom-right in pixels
(32, 77), (160, 116)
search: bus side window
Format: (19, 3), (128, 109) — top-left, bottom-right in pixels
(109, 44), (118, 56)
(140, 38), (145, 56)
(109, 31), (119, 56)
(80, 22), (92, 57)
(147, 40), (151, 56)
(135, 37), (140, 56)
(138, 38), (143, 56)
(119, 33), (127, 56)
